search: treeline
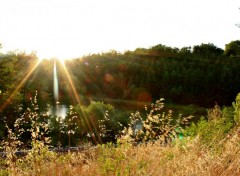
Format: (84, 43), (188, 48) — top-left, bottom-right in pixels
(1, 41), (240, 110)
(1, 41), (240, 145)
(60, 41), (240, 107)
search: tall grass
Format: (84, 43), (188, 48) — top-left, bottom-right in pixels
(1, 94), (240, 175)
(1, 132), (240, 176)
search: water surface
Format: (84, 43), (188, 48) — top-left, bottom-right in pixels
(47, 104), (68, 119)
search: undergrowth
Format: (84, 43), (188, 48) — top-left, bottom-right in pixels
(1, 93), (240, 175)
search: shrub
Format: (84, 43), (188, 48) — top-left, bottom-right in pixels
(0, 93), (51, 175)
(233, 93), (240, 125)
(119, 98), (192, 144)
(65, 101), (126, 144)
(184, 105), (235, 147)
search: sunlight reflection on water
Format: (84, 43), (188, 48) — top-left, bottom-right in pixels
(47, 104), (68, 119)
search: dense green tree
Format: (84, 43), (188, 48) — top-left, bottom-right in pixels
(193, 43), (224, 58)
(150, 44), (179, 54)
(224, 40), (240, 57)
(179, 46), (192, 56)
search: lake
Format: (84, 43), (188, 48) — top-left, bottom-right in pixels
(47, 104), (69, 119)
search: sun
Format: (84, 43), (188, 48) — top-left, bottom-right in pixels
(37, 55), (75, 63)
(54, 57), (71, 62)
(35, 44), (90, 62)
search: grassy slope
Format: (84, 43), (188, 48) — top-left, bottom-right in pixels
(2, 129), (239, 176)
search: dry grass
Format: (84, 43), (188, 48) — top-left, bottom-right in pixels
(1, 96), (240, 176)
(94, 132), (240, 176)
(2, 128), (239, 176)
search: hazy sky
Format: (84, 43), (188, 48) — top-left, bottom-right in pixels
(0, 0), (239, 59)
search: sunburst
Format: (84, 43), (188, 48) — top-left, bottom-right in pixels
(0, 59), (41, 112)
(58, 59), (102, 144)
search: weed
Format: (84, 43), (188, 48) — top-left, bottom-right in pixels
(120, 98), (192, 145)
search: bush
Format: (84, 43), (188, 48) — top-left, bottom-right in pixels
(0, 93), (51, 175)
(65, 101), (127, 144)
(233, 93), (240, 125)
(184, 105), (235, 147)
(119, 99), (192, 144)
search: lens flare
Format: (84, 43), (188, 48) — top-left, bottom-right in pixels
(53, 59), (59, 103)
(59, 60), (102, 144)
(0, 60), (41, 112)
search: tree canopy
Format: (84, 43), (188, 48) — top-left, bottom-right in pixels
(224, 40), (240, 57)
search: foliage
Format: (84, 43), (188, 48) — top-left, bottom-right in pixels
(1, 42), (240, 119)
(61, 44), (240, 107)
(97, 142), (131, 175)
(1, 126), (23, 173)
(184, 105), (235, 147)
(233, 93), (240, 124)
(0, 93), (51, 175)
(0, 52), (50, 131)
(64, 101), (126, 145)
(120, 99), (192, 144)
(193, 43), (224, 58)
(2, 40), (240, 175)
(48, 116), (63, 147)
(224, 40), (240, 57)
(1, 93), (240, 175)
(2, 127), (240, 175)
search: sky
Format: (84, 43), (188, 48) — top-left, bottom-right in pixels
(0, 0), (239, 59)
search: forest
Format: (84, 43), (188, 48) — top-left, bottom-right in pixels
(1, 41), (240, 146)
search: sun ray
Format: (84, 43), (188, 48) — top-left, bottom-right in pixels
(0, 59), (41, 112)
(59, 60), (102, 144)
(53, 59), (59, 103)
(58, 60), (80, 104)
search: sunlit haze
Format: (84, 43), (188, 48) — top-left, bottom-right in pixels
(0, 0), (239, 60)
